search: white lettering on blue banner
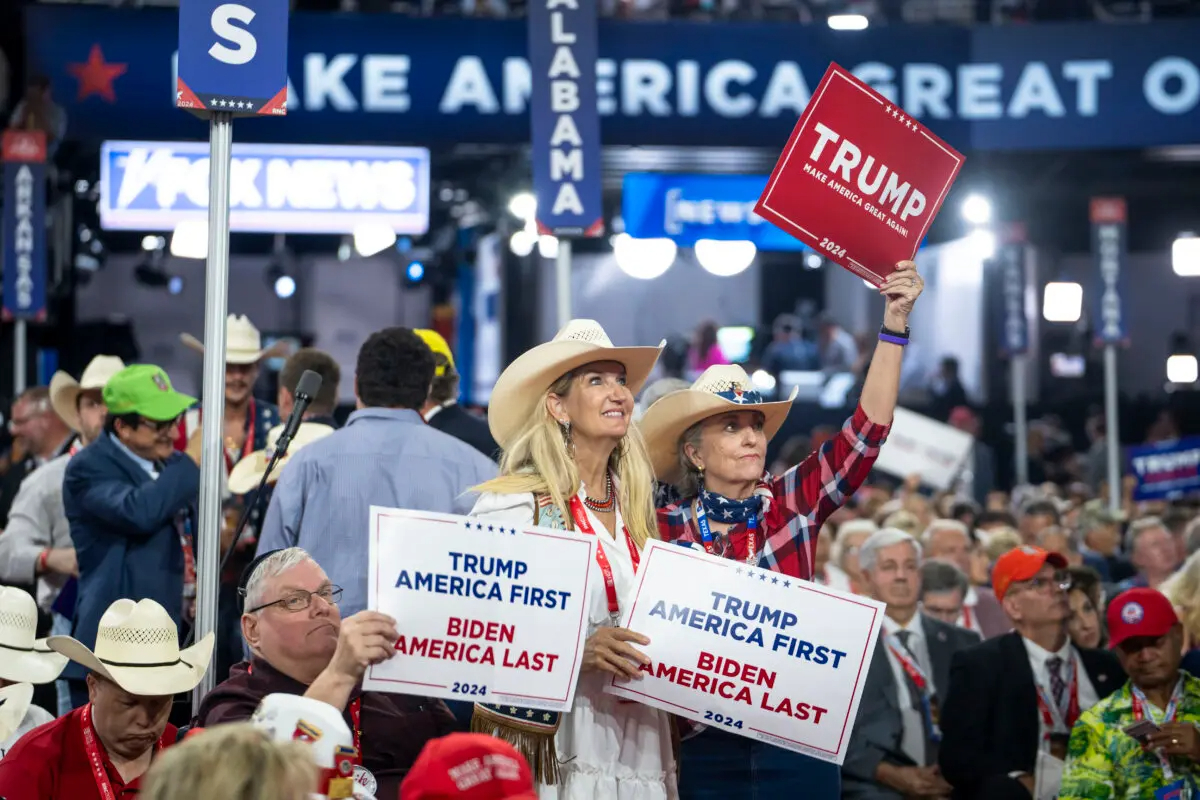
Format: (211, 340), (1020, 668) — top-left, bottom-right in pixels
(1000, 242), (1028, 356)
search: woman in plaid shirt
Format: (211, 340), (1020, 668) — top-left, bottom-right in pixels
(639, 261), (924, 798)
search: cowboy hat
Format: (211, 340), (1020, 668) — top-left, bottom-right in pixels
(639, 364), (799, 486)
(228, 422), (336, 495)
(0, 682), (33, 744)
(487, 319), (664, 450)
(48, 598), (214, 696)
(180, 314), (291, 365)
(48, 355), (127, 433)
(0, 587), (68, 685)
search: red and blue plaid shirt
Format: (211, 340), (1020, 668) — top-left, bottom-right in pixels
(656, 404), (890, 580)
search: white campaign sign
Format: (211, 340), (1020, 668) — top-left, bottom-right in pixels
(365, 507), (596, 712)
(873, 406), (975, 490)
(605, 541), (885, 765)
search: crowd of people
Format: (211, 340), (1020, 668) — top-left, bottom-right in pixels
(0, 258), (1198, 799)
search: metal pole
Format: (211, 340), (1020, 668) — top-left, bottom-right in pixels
(193, 112), (234, 707)
(1011, 355), (1029, 486)
(1103, 344), (1121, 513)
(13, 320), (26, 395)
(555, 239), (572, 329)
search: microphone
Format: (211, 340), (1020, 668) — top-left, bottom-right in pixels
(273, 369), (322, 456)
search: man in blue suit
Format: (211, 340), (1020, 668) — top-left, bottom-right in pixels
(61, 365), (200, 709)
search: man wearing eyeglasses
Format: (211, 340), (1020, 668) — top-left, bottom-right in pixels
(195, 547), (457, 799)
(938, 546), (1125, 799)
(60, 365), (202, 710)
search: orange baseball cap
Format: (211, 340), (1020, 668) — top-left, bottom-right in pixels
(991, 545), (1068, 600)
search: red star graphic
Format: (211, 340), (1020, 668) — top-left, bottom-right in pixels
(67, 44), (127, 103)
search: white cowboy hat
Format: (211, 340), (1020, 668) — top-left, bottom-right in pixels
(48, 355), (127, 433)
(0, 586), (68, 685)
(639, 364), (799, 486)
(228, 422), (336, 495)
(180, 314), (290, 365)
(48, 598), (214, 696)
(487, 319), (664, 450)
(0, 682), (33, 743)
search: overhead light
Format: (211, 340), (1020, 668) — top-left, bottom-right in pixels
(827, 13), (868, 30)
(141, 234), (165, 252)
(537, 235), (559, 259)
(1043, 281), (1083, 322)
(1167, 354), (1198, 384)
(508, 192), (537, 222)
(612, 233), (676, 280)
(751, 369), (777, 393)
(353, 223), (397, 258)
(1173, 233), (1200, 276)
(694, 239), (757, 277)
(169, 220), (208, 260)
(510, 229), (536, 257)
(406, 260), (426, 283)
(961, 194), (993, 225)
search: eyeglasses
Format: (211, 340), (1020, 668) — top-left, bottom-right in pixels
(1018, 571), (1071, 594)
(138, 416), (180, 433)
(248, 585), (343, 614)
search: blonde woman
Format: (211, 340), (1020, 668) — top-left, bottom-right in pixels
(141, 723), (317, 800)
(470, 320), (675, 800)
(1161, 551), (1200, 664)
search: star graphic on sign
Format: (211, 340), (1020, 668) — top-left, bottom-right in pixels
(759, 573), (767, 582)
(488, 525), (494, 532)
(771, 576), (779, 584)
(783, 580), (791, 588)
(526, 710), (534, 718)
(543, 713), (552, 721)
(891, 108), (899, 119)
(68, 44), (128, 103)
(509, 707), (517, 714)
(735, 567), (743, 576)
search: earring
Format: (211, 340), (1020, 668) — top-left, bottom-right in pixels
(559, 419), (574, 458)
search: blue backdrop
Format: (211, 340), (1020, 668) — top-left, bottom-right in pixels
(27, 6), (1200, 151)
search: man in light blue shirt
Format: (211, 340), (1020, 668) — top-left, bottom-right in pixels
(257, 327), (497, 616)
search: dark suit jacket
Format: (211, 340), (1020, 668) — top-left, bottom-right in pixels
(938, 631), (1125, 800)
(843, 614), (982, 800)
(426, 403), (499, 462)
(62, 434), (200, 680)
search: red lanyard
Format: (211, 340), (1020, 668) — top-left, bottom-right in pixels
(81, 703), (164, 800)
(886, 635), (931, 695)
(348, 697), (362, 755)
(1034, 656), (1080, 740)
(961, 604), (975, 632)
(568, 496), (640, 616)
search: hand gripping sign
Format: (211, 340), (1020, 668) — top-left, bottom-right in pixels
(365, 508), (596, 713)
(755, 63), (965, 286)
(605, 541), (885, 765)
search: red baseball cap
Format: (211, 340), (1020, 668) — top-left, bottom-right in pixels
(399, 734), (537, 800)
(991, 545), (1068, 600)
(1106, 587), (1180, 649)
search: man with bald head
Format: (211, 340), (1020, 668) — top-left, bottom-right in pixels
(923, 519), (1008, 638)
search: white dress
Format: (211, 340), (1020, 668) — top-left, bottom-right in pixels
(471, 491), (679, 800)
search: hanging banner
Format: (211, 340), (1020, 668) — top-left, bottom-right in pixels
(2, 131), (48, 322)
(605, 540), (884, 765)
(755, 63), (964, 286)
(1128, 437), (1200, 501)
(177, 0), (290, 116)
(527, 0), (603, 237)
(999, 228), (1029, 357)
(365, 507), (597, 712)
(1090, 196), (1128, 346)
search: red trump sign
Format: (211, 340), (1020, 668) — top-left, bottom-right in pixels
(755, 63), (965, 286)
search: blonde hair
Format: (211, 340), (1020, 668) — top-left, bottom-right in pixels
(1161, 550), (1200, 644)
(475, 370), (659, 548)
(141, 724), (317, 800)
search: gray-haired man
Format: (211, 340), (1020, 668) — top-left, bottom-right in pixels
(843, 528), (981, 800)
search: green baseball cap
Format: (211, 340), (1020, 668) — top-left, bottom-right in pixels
(103, 365), (196, 422)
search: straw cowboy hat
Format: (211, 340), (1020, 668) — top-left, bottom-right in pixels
(0, 682), (34, 743)
(180, 314), (290, 365)
(48, 355), (127, 433)
(0, 586), (68, 685)
(48, 598), (214, 696)
(228, 421), (336, 495)
(487, 319), (664, 450)
(640, 364), (799, 485)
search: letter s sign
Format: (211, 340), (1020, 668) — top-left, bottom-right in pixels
(209, 4), (258, 65)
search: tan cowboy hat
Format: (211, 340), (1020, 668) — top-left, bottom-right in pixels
(487, 319), (664, 450)
(0, 587), (68, 685)
(0, 682), (33, 743)
(48, 355), (127, 433)
(180, 314), (290, 365)
(228, 421), (336, 495)
(639, 364), (799, 485)
(48, 598), (214, 696)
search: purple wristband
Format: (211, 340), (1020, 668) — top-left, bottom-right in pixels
(879, 332), (909, 346)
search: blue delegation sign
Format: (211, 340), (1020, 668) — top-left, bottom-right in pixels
(177, 0), (290, 116)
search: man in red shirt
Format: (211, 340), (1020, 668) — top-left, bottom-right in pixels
(0, 597), (214, 799)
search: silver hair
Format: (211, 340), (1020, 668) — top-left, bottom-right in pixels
(920, 560), (970, 598)
(675, 419), (708, 498)
(1126, 515), (1168, 553)
(920, 518), (970, 546)
(1037, 524), (1081, 553)
(244, 547), (314, 611)
(832, 519), (880, 569)
(858, 528), (923, 574)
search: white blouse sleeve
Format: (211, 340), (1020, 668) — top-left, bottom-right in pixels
(469, 492), (536, 527)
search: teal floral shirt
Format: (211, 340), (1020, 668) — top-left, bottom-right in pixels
(1059, 673), (1200, 800)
